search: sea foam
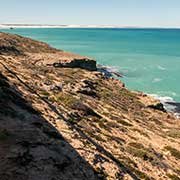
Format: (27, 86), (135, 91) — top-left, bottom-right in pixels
(148, 94), (180, 118)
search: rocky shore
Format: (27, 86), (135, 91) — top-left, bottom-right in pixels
(0, 32), (180, 180)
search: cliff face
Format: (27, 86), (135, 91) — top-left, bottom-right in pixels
(0, 32), (180, 180)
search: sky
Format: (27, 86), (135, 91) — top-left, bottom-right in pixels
(0, 0), (180, 27)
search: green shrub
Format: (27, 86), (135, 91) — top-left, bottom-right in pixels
(117, 119), (133, 126)
(167, 174), (180, 180)
(54, 93), (79, 107)
(39, 90), (50, 96)
(167, 129), (180, 138)
(0, 130), (10, 141)
(127, 143), (162, 165)
(120, 161), (152, 180)
(164, 146), (180, 159)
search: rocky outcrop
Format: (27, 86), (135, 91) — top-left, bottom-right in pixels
(0, 32), (96, 71)
(148, 102), (166, 112)
(0, 45), (22, 55)
(52, 58), (97, 71)
(31, 52), (97, 71)
(75, 79), (99, 97)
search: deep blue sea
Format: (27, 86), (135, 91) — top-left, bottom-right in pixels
(1, 28), (180, 104)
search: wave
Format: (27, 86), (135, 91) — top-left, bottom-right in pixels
(148, 94), (180, 118)
(97, 64), (123, 78)
(152, 78), (162, 83)
(157, 65), (166, 71)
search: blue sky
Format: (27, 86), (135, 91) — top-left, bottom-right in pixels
(0, 0), (180, 27)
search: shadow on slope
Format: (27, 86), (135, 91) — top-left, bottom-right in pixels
(0, 72), (100, 180)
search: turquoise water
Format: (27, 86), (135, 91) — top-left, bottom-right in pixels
(1, 28), (180, 102)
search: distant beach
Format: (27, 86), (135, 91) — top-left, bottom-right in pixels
(1, 24), (180, 29)
(0, 24), (128, 29)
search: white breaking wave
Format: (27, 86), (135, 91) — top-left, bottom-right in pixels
(97, 64), (123, 78)
(157, 65), (166, 71)
(152, 78), (162, 83)
(148, 94), (174, 104)
(148, 94), (180, 118)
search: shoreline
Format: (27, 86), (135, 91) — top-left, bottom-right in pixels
(97, 64), (180, 118)
(148, 94), (180, 118)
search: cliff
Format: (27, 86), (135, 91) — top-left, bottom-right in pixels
(0, 32), (180, 180)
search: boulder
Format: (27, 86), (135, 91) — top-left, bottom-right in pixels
(148, 103), (166, 112)
(75, 79), (98, 98)
(53, 58), (97, 71)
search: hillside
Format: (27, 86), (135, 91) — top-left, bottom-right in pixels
(0, 32), (180, 180)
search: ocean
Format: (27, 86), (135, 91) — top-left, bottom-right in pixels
(1, 28), (180, 110)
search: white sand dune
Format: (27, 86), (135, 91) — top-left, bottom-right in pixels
(0, 24), (149, 29)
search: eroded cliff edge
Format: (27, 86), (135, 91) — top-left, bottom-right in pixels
(0, 32), (180, 180)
